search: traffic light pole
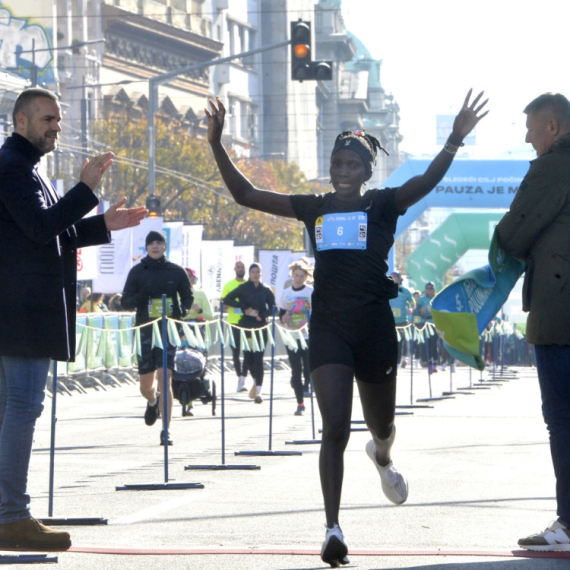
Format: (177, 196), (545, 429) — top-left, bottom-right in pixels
(148, 39), (290, 196)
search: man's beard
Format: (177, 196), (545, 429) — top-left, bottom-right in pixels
(25, 125), (58, 155)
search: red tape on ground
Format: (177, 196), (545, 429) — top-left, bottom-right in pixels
(68, 546), (570, 558)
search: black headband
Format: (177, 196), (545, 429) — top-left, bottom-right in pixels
(330, 130), (388, 180)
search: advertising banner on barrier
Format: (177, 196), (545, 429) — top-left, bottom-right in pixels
(163, 221), (184, 265)
(132, 217), (163, 266)
(181, 224), (202, 272)
(86, 314), (104, 371)
(201, 240), (234, 299)
(92, 228), (133, 294)
(70, 314), (87, 373)
(259, 249), (291, 299)
(119, 314), (135, 367)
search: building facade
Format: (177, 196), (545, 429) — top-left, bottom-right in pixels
(0, 0), (402, 184)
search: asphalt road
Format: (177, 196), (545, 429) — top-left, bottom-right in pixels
(9, 361), (569, 569)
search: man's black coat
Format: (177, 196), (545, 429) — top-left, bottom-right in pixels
(0, 133), (110, 361)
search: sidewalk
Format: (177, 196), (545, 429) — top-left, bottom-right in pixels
(16, 364), (569, 569)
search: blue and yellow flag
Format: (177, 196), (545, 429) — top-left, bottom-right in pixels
(431, 230), (525, 370)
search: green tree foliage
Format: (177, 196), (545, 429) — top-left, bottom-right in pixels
(91, 115), (326, 250)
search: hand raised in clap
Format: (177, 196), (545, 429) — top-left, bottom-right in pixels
(80, 152), (114, 191)
(104, 197), (147, 231)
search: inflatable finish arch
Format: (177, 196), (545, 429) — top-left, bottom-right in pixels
(380, 159), (531, 283)
(405, 212), (504, 291)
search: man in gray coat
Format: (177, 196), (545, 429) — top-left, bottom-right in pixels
(497, 93), (570, 551)
(0, 88), (146, 551)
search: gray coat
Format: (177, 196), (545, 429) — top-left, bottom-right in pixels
(496, 132), (570, 345)
(0, 133), (111, 361)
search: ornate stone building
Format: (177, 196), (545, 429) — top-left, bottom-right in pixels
(55, 0), (223, 140)
(0, 0), (402, 183)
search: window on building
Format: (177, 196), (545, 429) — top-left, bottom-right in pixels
(242, 28), (256, 67)
(236, 102), (257, 141)
(227, 20), (235, 55)
(201, 18), (211, 37)
(247, 104), (258, 141)
(227, 97), (237, 136)
(238, 26), (246, 53)
(248, 29), (256, 51)
(239, 101), (248, 140)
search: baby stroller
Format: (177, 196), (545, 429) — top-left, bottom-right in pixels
(172, 347), (216, 416)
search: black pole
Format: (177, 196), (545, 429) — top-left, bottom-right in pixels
(45, 358), (107, 523)
(81, 80), (88, 155)
(425, 326), (433, 398)
(48, 361), (57, 517)
(268, 307), (276, 451)
(410, 326), (414, 404)
(220, 302), (226, 465)
(162, 294), (169, 483)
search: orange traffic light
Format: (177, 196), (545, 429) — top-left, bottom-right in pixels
(293, 43), (310, 60)
(291, 20), (312, 81)
(146, 194), (161, 217)
(290, 20), (332, 82)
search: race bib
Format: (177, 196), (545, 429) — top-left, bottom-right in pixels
(413, 315), (422, 324)
(148, 297), (174, 318)
(315, 212), (367, 251)
(392, 307), (401, 318)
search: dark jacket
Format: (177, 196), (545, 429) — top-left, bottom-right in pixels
(121, 255), (193, 325)
(223, 280), (275, 328)
(0, 133), (111, 361)
(497, 132), (570, 345)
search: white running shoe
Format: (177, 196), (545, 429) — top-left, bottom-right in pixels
(365, 439), (408, 504)
(518, 520), (570, 551)
(237, 376), (246, 392)
(320, 524), (349, 568)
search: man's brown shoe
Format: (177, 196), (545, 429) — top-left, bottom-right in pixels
(0, 517), (71, 551)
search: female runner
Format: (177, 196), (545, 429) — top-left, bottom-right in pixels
(206, 90), (487, 567)
(223, 263), (275, 403)
(279, 258), (314, 415)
